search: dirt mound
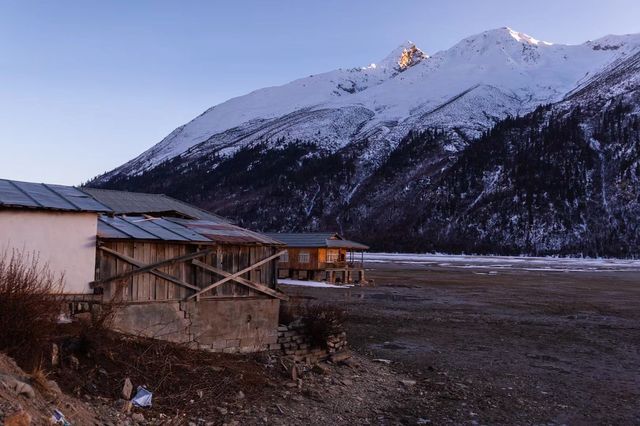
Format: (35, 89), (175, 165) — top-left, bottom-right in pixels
(0, 352), (99, 425)
(44, 323), (415, 424)
(52, 325), (276, 420)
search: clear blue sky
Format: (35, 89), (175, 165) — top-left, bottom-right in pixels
(1, 0), (639, 185)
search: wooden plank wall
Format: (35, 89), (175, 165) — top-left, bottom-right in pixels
(97, 241), (278, 302)
(276, 247), (348, 271)
(277, 247), (320, 270)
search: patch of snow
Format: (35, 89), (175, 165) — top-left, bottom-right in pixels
(506, 27), (552, 46)
(277, 279), (352, 288)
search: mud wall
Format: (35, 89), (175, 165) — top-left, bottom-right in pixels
(0, 210), (97, 293)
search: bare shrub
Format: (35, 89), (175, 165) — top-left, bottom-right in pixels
(301, 304), (346, 348)
(278, 296), (304, 325)
(74, 280), (128, 357)
(0, 249), (64, 369)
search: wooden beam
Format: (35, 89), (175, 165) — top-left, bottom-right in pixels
(192, 259), (288, 301)
(92, 247), (214, 286)
(96, 246), (200, 292)
(188, 250), (286, 300)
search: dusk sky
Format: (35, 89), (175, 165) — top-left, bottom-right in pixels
(1, 0), (639, 185)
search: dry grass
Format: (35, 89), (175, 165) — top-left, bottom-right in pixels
(0, 249), (64, 369)
(29, 364), (53, 395)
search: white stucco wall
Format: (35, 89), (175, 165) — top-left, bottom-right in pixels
(0, 210), (98, 294)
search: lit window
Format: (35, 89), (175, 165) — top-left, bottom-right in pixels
(326, 249), (339, 262)
(280, 251), (289, 263)
(299, 252), (310, 263)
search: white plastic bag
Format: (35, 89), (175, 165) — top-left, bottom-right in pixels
(131, 386), (153, 408)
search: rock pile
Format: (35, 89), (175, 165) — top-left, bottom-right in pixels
(275, 323), (348, 364)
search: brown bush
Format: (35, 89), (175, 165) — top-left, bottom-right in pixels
(0, 249), (64, 369)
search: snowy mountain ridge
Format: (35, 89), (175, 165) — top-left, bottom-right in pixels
(90, 27), (640, 256)
(95, 27), (640, 181)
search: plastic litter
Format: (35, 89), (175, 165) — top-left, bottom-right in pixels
(51, 409), (71, 425)
(131, 386), (153, 408)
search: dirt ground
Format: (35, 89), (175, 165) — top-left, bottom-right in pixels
(280, 260), (640, 425)
(3, 258), (638, 425)
(45, 323), (419, 426)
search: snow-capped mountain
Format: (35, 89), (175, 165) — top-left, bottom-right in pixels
(97, 27), (640, 179)
(90, 27), (640, 256)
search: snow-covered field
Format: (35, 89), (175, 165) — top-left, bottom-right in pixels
(364, 253), (640, 272)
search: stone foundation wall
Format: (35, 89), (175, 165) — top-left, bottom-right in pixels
(109, 298), (280, 353)
(274, 322), (348, 364)
(183, 298), (280, 353)
(111, 302), (192, 344)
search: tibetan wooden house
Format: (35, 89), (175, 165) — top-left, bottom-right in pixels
(0, 182), (288, 353)
(264, 233), (369, 284)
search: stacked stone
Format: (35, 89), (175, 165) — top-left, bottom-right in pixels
(275, 324), (348, 364)
(326, 331), (347, 353)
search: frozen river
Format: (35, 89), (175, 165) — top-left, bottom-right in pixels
(363, 252), (640, 272)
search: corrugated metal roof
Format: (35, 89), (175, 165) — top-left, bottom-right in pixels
(0, 179), (112, 213)
(98, 216), (212, 242)
(263, 233), (369, 250)
(327, 239), (370, 250)
(82, 188), (230, 223)
(169, 218), (285, 246)
(98, 215), (283, 246)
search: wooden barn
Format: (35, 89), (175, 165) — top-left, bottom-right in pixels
(94, 214), (287, 353)
(264, 233), (369, 284)
(1, 180), (289, 353)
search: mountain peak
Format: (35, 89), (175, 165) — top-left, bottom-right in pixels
(370, 41), (428, 72)
(97, 26), (640, 182)
(398, 44), (428, 70)
(457, 27), (553, 49)
(503, 27), (552, 46)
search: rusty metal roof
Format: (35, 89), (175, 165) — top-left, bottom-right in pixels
(98, 215), (283, 246)
(169, 218), (285, 246)
(263, 232), (369, 250)
(0, 179), (112, 213)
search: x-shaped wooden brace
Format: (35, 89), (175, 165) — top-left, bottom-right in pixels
(189, 250), (288, 301)
(91, 246), (214, 292)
